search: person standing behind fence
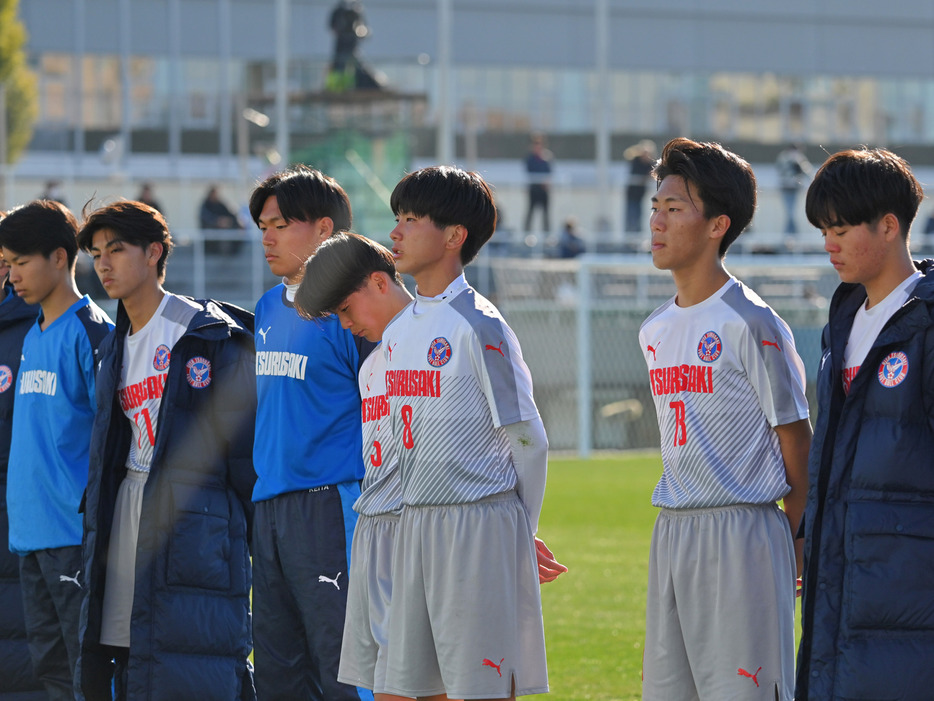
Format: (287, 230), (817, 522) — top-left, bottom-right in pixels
(639, 137), (811, 701)
(200, 184), (245, 255)
(524, 133), (553, 234)
(776, 143), (811, 235)
(624, 139), (656, 233)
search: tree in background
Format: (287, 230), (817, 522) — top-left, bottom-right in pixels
(0, 0), (37, 164)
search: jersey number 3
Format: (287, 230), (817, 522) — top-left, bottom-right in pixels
(669, 400), (686, 447)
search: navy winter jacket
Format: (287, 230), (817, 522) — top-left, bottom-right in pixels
(76, 298), (257, 701)
(796, 260), (934, 700)
(0, 287), (45, 700)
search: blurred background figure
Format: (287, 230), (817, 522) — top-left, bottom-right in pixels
(199, 184), (244, 255)
(558, 216), (585, 259)
(39, 180), (67, 207)
(776, 143), (811, 235)
(623, 140), (656, 234)
(524, 132), (553, 234)
(136, 182), (163, 215)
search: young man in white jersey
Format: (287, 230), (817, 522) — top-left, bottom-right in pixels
(795, 149), (934, 699)
(249, 166), (374, 701)
(379, 166), (565, 701)
(639, 138), (812, 700)
(294, 232), (415, 701)
(0, 200), (114, 701)
(75, 201), (257, 699)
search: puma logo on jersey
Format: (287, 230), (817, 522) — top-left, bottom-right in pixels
(318, 572), (342, 590)
(737, 666), (761, 688)
(59, 570), (81, 588)
(761, 339), (781, 351)
(387, 342), (397, 361)
(485, 341), (505, 357)
(258, 326), (271, 344)
(482, 657), (505, 677)
(647, 342), (660, 362)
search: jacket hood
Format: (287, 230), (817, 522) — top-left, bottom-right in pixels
(0, 284), (39, 326)
(113, 295), (253, 340)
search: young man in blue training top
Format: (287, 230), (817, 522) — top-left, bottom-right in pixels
(249, 165), (374, 701)
(0, 249), (45, 700)
(0, 200), (114, 701)
(796, 148), (934, 700)
(75, 201), (257, 700)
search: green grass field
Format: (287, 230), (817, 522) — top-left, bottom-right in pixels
(538, 453), (802, 700)
(537, 453), (660, 701)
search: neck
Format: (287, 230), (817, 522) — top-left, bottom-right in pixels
(671, 259), (730, 308)
(863, 249), (915, 309)
(415, 263), (463, 298)
(39, 278), (81, 330)
(123, 285), (166, 334)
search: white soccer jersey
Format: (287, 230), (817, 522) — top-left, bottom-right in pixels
(119, 294), (191, 472)
(354, 343), (403, 516)
(639, 277), (809, 509)
(381, 275), (539, 506)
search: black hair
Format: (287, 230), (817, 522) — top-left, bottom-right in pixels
(652, 137), (757, 257)
(390, 166), (497, 265)
(0, 199), (80, 268)
(249, 165), (352, 233)
(78, 200), (174, 279)
(805, 147), (923, 237)
(294, 232), (403, 320)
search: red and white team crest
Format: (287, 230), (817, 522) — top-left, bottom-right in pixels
(185, 356), (212, 388)
(0, 365), (11, 393)
(878, 351), (909, 388)
(697, 331), (722, 363)
(153, 344), (171, 371)
(427, 337), (452, 367)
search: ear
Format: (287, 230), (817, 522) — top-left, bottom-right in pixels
(445, 224), (468, 251)
(708, 214), (731, 242)
(148, 242), (164, 266)
(877, 212), (901, 242)
(316, 217), (335, 242)
(370, 270), (388, 292)
(51, 247), (69, 270)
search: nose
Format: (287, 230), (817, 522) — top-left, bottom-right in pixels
(337, 311), (352, 329)
(650, 209), (663, 233)
(823, 235), (838, 253)
(389, 223), (401, 242)
(261, 228), (274, 248)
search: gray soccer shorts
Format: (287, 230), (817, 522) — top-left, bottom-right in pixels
(382, 491), (549, 699)
(337, 511), (399, 692)
(642, 502), (796, 701)
(100, 468), (148, 647)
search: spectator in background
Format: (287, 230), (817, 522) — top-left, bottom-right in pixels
(624, 140), (657, 233)
(199, 184), (245, 255)
(39, 180), (67, 207)
(558, 216), (585, 258)
(776, 143), (811, 235)
(524, 133), (553, 233)
(0, 250), (45, 701)
(136, 182), (163, 215)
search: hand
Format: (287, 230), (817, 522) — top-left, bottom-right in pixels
(535, 537), (568, 583)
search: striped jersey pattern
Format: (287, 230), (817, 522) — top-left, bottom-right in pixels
(639, 277), (809, 509)
(381, 275), (539, 507)
(354, 342), (403, 516)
